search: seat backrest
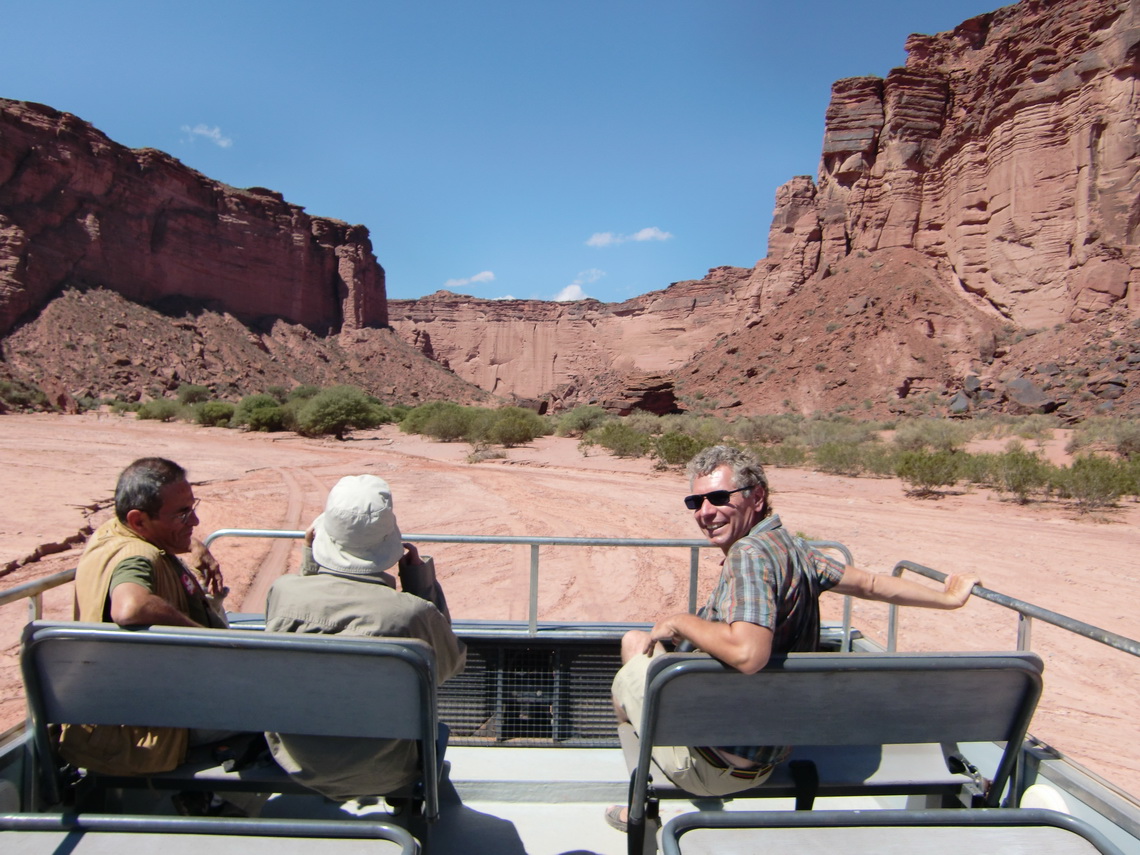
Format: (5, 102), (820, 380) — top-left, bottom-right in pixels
(643, 651), (1042, 748)
(21, 621), (438, 740)
(634, 651), (1043, 812)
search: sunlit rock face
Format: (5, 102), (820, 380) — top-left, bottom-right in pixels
(748, 0), (1140, 330)
(0, 98), (387, 336)
(388, 266), (752, 402)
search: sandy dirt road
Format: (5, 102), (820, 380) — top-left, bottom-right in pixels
(1, 413), (1137, 797)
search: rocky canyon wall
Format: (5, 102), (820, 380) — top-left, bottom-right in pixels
(0, 99), (386, 337)
(749, 0), (1140, 330)
(388, 266), (752, 403)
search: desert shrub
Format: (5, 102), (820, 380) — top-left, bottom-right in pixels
(812, 442), (867, 477)
(109, 399), (140, 414)
(486, 407), (546, 447)
(662, 414), (729, 446)
(233, 394), (286, 432)
(859, 443), (901, 478)
(896, 450), (961, 496)
(581, 421), (651, 458)
(401, 401), (459, 436)
(193, 400), (236, 427)
(990, 444), (1049, 504)
(420, 403), (475, 442)
(958, 452), (998, 488)
(734, 413), (805, 445)
(264, 385), (290, 403)
(0, 379), (49, 411)
(754, 443), (808, 468)
(287, 384), (322, 402)
(176, 384), (211, 405)
(1067, 417), (1140, 459)
(653, 431), (704, 467)
(136, 399), (182, 422)
(295, 385), (386, 440)
(467, 446), (507, 463)
(798, 416), (878, 448)
(1052, 455), (1128, 512)
(624, 410), (663, 435)
(555, 405), (611, 437)
(893, 417), (975, 453)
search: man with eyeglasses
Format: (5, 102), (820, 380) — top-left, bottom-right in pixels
(62, 456), (230, 780)
(605, 445), (979, 831)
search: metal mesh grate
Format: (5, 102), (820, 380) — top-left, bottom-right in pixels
(439, 637), (623, 747)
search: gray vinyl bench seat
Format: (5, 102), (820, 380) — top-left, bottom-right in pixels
(0, 813), (419, 855)
(20, 622), (444, 823)
(660, 808), (1125, 855)
(622, 651), (1044, 855)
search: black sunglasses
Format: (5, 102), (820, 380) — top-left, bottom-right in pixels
(683, 486), (751, 511)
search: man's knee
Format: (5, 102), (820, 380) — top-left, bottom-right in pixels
(620, 629), (649, 663)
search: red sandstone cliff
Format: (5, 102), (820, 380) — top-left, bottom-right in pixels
(0, 99), (386, 335)
(388, 265), (751, 406)
(749, 0), (1140, 329)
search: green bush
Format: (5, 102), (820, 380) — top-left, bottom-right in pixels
(193, 400), (236, 427)
(582, 421), (651, 458)
(176, 384), (212, 405)
(754, 443), (808, 468)
(896, 450), (960, 496)
(0, 379), (49, 411)
(812, 442), (866, 477)
(400, 401), (459, 436)
(423, 404), (475, 442)
(295, 385), (386, 440)
(287, 384), (322, 402)
(991, 444), (1049, 504)
(487, 407), (546, 447)
(136, 399), (182, 422)
(653, 431), (704, 467)
(893, 417), (974, 453)
(1053, 455), (1127, 512)
(555, 405), (611, 437)
(233, 394), (286, 432)
(734, 414), (804, 445)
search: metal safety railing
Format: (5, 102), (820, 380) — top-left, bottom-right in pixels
(888, 560), (1140, 659)
(0, 530), (853, 642)
(199, 530), (854, 641)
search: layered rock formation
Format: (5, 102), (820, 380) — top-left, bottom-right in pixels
(748, 0), (1140, 330)
(0, 99), (386, 336)
(388, 265), (752, 406)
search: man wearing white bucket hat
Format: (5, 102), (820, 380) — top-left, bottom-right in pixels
(265, 474), (466, 800)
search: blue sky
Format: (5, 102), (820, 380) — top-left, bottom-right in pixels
(2, 0), (1005, 304)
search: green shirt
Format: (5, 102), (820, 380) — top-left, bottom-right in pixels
(109, 555), (214, 627)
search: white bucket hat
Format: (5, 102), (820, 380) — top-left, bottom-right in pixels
(311, 475), (404, 577)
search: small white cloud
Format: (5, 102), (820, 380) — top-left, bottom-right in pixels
(443, 270), (496, 289)
(181, 124), (233, 148)
(492, 293), (516, 301)
(555, 284), (587, 302)
(586, 226), (672, 247)
(555, 268), (605, 302)
(632, 226), (673, 242)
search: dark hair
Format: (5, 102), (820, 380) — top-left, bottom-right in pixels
(686, 445), (772, 518)
(115, 457), (187, 522)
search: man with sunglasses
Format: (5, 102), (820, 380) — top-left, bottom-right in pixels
(606, 445), (978, 831)
(63, 457), (230, 779)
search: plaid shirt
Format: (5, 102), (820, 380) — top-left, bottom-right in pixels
(697, 514), (845, 765)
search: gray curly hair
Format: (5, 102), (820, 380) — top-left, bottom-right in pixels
(686, 445), (771, 517)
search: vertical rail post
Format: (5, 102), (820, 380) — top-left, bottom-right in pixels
(1017, 613), (1033, 652)
(29, 592), (43, 623)
(529, 543), (540, 637)
(886, 604), (899, 652)
(688, 547), (701, 613)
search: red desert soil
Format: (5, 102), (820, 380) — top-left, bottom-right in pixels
(1, 413), (1137, 798)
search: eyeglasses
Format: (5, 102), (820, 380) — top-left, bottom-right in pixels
(173, 498), (200, 524)
(683, 486), (751, 511)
